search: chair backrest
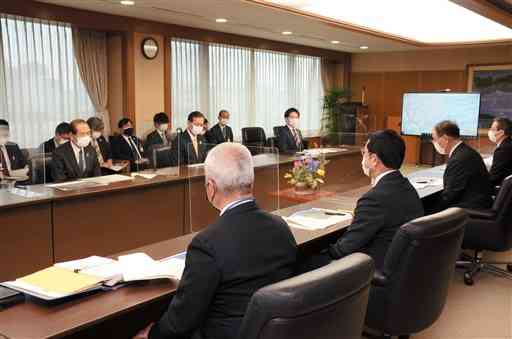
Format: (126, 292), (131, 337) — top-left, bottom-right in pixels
(152, 145), (173, 169)
(238, 253), (374, 339)
(492, 175), (512, 245)
(366, 208), (467, 335)
(29, 153), (53, 184)
(272, 126), (280, 138)
(242, 127), (266, 145)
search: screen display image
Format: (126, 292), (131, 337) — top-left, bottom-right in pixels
(401, 93), (481, 137)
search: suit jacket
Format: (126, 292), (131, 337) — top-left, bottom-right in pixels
(149, 200), (297, 339)
(110, 134), (145, 171)
(328, 171), (424, 270)
(145, 130), (170, 152)
(41, 138), (57, 154)
(172, 130), (209, 165)
(489, 137), (512, 187)
(51, 142), (101, 182)
(3, 143), (27, 170)
(206, 124), (233, 145)
(94, 135), (112, 162)
(275, 125), (308, 154)
(439, 142), (493, 210)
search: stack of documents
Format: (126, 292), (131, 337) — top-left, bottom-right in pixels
(284, 208), (353, 231)
(2, 252), (186, 301)
(46, 175), (134, 191)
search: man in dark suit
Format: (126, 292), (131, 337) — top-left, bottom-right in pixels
(87, 117), (114, 175)
(206, 110), (234, 145)
(276, 107), (308, 154)
(51, 119), (101, 182)
(323, 129), (424, 270)
(111, 118), (148, 171)
(0, 119), (28, 178)
(41, 122), (72, 154)
(488, 117), (512, 187)
(432, 120), (493, 210)
(134, 142), (297, 339)
(145, 112), (171, 151)
(173, 111), (209, 165)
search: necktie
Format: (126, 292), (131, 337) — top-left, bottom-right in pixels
(129, 138), (142, 160)
(0, 148), (10, 177)
(78, 148), (86, 174)
(222, 126), (227, 141)
(93, 140), (104, 165)
(161, 133), (168, 146)
(292, 128), (301, 148)
(192, 137), (198, 157)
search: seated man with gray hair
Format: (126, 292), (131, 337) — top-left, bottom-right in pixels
(135, 142), (297, 339)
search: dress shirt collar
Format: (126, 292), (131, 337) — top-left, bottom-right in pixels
(70, 141), (83, 164)
(373, 169), (397, 187)
(220, 198), (254, 216)
(449, 141), (463, 158)
(187, 129), (197, 141)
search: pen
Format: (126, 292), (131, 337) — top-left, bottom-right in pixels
(324, 212), (346, 216)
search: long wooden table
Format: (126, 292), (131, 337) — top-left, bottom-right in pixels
(0, 148), (365, 282)
(0, 161), (448, 339)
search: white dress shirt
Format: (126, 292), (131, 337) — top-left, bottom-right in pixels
(0, 145), (12, 172)
(373, 169), (397, 187)
(220, 198), (254, 216)
(122, 134), (143, 159)
(449, 141), (463, 158)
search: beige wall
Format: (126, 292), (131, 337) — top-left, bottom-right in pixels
(352, 45), (512, 72)
(107, 34), (124, 133)
(133, 32), (166, 138)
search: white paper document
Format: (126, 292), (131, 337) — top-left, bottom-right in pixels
(118, 252), (185, 282)
(409, 177), (443, 190)
(284, 208), (353, 231)
(131, 173), (158, 179)
(81, 174), (134, 185)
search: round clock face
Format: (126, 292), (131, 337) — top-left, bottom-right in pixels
(142, 38), (159, 59)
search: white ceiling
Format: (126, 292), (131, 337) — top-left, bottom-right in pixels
(36, 0), (417, 52)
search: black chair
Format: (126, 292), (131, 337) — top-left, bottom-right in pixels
(29, 153), (53, 184)
(238, 253), (374, 339)
(365, 208), (467, 339)
(457, 175), (512, 285)
(242, 127), (267, 155)
(151, 145), (175, 169)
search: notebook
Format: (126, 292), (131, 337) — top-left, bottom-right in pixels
(284, 208), (353, 230)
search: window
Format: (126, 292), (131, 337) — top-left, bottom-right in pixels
(0, 14), (94, 148)
(170, 38), (323, 139)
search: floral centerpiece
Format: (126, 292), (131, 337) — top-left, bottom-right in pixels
(284, 153), (329, 194)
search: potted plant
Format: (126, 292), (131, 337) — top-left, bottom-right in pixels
(321, 88), (351, 145)
(284, 153), (329, 195)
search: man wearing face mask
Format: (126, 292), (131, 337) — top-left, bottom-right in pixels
(173, 111), (208, 165)
(431, 120), (493, 211)
(0, 120), (28, 179)
(134, 142), (297, 339)
(111, 117), (147, 171)
(276, 107), (308, 154)
(206, 110), (234, 145)
(87, 117), (113, 174)
(323, 129), (423, 270)
(145, 112), (171, 151)
(51, 119), (101, 182)
(488, 117), (512, 187)
(41, 122), (72, 154)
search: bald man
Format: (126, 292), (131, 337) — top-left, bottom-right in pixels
(135, 143), (297, 339)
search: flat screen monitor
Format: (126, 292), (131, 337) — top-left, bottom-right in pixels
(401, 92), (481, 137)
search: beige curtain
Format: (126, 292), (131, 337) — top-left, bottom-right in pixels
(72, 28), (111, 134)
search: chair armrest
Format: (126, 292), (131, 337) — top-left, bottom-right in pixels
(371, 271), (389, 287)
(465, 208), (496, 220)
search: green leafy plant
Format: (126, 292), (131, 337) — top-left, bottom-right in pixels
(321, 88), (351, 135)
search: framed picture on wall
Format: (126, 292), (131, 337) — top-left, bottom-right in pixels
(467, 63), (512, 129)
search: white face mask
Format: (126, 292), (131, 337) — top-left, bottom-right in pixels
(92, 131), (102, 140)
(361, 156), (371, 177)
(288, 118), (299, 129)
(191, 125), (203, 136)
(57, 138), (69, 145)
(0, 135), (8, 146)
(220, 118), (229, 126)
(488, 129), (502, 144)
(158, 124), (169, 132)
(433, 141), (447, 155)
(76, 135), (91, 148)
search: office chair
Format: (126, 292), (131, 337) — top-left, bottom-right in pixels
(29, 153), (53, 184)
(242, 127), (267, 155)
(238, 253), (374, 339)
(365, 208), (467, 339)
(151, 145), (175, 169)
(457, 175), (512, 285)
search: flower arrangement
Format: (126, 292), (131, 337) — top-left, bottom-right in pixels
(284, 153), (329, 193)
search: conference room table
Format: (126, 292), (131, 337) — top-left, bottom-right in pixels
(0, 160), (448, 339)
(0, 147), (365, 282)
